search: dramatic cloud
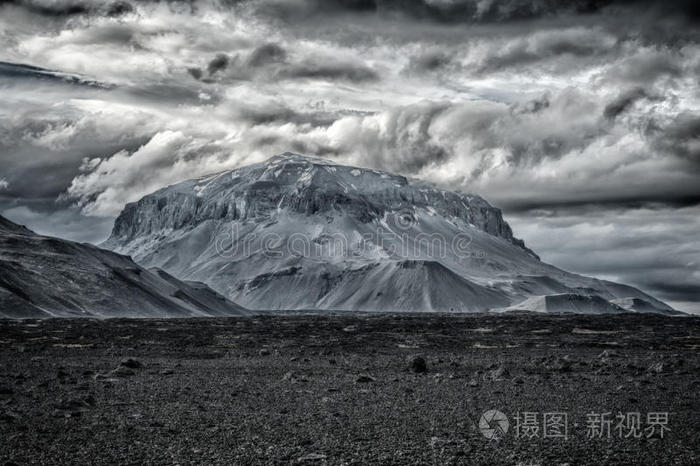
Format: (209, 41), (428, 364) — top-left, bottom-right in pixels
(475, 27), (618, 73)
(653, 113), (700, 163)
(603, 87), (650, 120)
(65, 130), (236, 216)
(207, 53), (229, 75)
(1, 0), (699, 307)
(247, 43), (286, 67)
(281, 58), (379, 82)
(0, 0), (89, 18)
(242, 0), (700, 26)
(0, 203), (113, 243)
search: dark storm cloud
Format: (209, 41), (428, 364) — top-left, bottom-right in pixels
(254, 0), (557, 23)
(5, 0), (699, 31)
(477, 28), (617, 73)
(207, 53), (229, 75)
(281, 60), (379, 83)
(245, 0), (700, 25)
(603, 87), (650, 120)
(0, 0), (89, 17)
(651, 113), (700, 163)
(225, 98), (373, 127)
(246, 43), (286, 67)
(230, 100), (339, 126)
(187, 67), (203, 80)
(604, 51), (683, 86)
(0, 0), (140, 18)
(1, 60), (215, 108)
(501, 196), (700, 214)
(405, 51), (452, 74)
(106, 1), (133, 16)
(196, 45), (375, 84)
(0, 61), (109, 88)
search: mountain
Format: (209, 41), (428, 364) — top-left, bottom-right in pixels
(0, 215), (248, 318)
(102, 152), (678, 314)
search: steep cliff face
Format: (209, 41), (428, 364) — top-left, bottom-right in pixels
(103, 153), (676, 314)
(106, 153), (531, 254)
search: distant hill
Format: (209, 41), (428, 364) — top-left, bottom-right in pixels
(0, 215), (248, 318)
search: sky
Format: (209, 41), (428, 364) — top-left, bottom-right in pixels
(0, 0), (698, 312)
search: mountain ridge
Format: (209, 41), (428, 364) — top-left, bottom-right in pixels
(102, 153), (678, 315)
(104, 152), (535, 256)
(0, 215), (248, 318)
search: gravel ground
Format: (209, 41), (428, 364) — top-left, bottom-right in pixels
(1, 313), (699, 465)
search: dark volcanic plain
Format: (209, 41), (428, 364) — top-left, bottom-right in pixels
(1, 313), (699, 465)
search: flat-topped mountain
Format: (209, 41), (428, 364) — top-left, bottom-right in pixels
(103, 153), (678, 314)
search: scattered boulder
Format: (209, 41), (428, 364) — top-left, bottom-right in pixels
(120, 358), (143, 369)
(93, 373), (117, 383)
(488, 365), (510, 380)
(598, 350), (619, 359)
(407, 355), (428, 373)
(0, 410), (21, 423)
(298, 452), (327, 462)
(259, 348), (271, 356)
(355, 374), (375, 383)
(111, 366), (136, 378)
(94, 358), (145, 379)
(52, 396), (95, 418)
(544, 356), (572, 373)
(75, 382), (90, 391)
(647, 362), (671, 374)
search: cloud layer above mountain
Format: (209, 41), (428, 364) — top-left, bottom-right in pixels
(1, 0), (698, 310)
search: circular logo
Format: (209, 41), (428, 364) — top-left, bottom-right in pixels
(479, 410), (509, 440)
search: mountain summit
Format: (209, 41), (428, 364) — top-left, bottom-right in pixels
(103, 153), (678, 314)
